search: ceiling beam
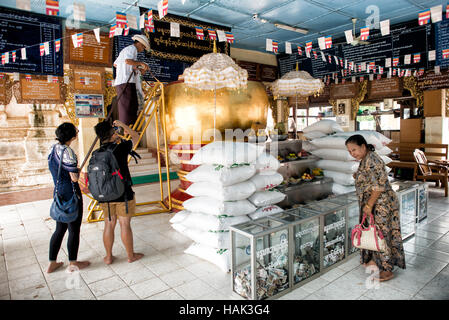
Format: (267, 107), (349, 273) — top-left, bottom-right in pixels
(404, 0), (428, 10)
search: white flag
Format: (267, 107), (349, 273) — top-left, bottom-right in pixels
(361, 62), (366, 71)
(44, 41), (50, 55)
(127, 15), (138, 30)
(64, 75), (70, 84)
(266, 39), (273, 52)
(47, 75), (53, 83)
(404, 54), (411, 65)
(115, 27), (123, 36)
(13, 73), (20, 81)
(217, 30), (226, 42)
(318, 37), (326, 50)
(352, 76), (356, 83)
(4, 52), (9, 64)
(21, 47), (27, 60)
(369, 74), (374, 81)
(431, 5), (442, 23)
(16, 0), (30, 11)
(93, 28), (101, 43)
(170, 22), (180, 37)
(334, 56), (339, 64)
(428, 50), (436, 61)
(344, 59), (348, 69)
(74, 3), (86, 21)
(71, 34), (78, 48)
(335, 77), (339, 84)
(85, 77), (90, 85)
(285, 41), (292, 54)
(435, 65), (441, 75)
(139, 14), (145, 29)
(158, 0), (167, 19)
(344, 30), (353, 44)
(321, 51), (326, 62)
(380, 20), (390, 36)
(385, 57), (391, 68)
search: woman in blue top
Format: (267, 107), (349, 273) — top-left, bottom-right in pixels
(47, 122), (90, 273)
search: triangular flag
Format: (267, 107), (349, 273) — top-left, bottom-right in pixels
(385, 57), (391, 68)
(418, 9), (431, 25)
(285, 41), (292, 54)
(297, 46), (302, 56)
(146, 10), (155, 33)
(21, 47), (27, 60)
(225, 32), (234, 44)
(345, 30), (353, 44)
(93, 28), (101, 43)
(404, 54), (411, 65)
(55, 38), (61, 52)
(11, 51), (16, 63)
(428, 50), (436, 61)
(139, 14), (145, 29)
(44, 41), (50, 55)
(266, 39), (273, 52)
(72, 34), (78, 47)
(431, 5), (442, 23)
(39, 43), (45, 56)
(320, 51), (326, 62)
(305, 42), (312, 57)
(127, 15), (138, 29)
(109, 24), (116, 38)
(272, 41), (278, 53)
(208, 29), (217, 40)
(46, 0), (59, 16)
(318, 37), (326, 50)
(360, 27), (370, 41)
(325, 36), (332, 49)
(380, 20), (390, 36)
(195, 26), (204, 40)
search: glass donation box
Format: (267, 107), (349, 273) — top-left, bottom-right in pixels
(231, 216), (290, 300)
(391, 181), (417, 240)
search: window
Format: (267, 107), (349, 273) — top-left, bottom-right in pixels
(288, 106), (335, 132)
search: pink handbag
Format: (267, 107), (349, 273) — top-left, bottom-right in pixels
(351, 213), (386, 252)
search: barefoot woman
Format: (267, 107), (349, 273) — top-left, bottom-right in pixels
(346, 134), (406, 282)
(47, 123), (90, 273)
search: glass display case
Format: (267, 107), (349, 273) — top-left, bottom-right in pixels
(391, 181), (417, 240)
(327, 194), (361, 255)
(301, 201), (346, 269)
(271, 209), (321, 287)
(231, 217), (290, 300)
(416, 182), (428, 221)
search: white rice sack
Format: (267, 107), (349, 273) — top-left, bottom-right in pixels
(303, 131), (327, 140)
(171, 222), (188, 234)
(254, 153), (281, 175)
(311, 148), (356, 161)
(323, 170), (355, 186)
(185, 181), (256, 201)
(248, 190), (286, 207)
(334, 130), (392, 147)
(186, 163), (256, 186)
(377, 146), (393, 155)
(183, 197), (256, 216)
(249, 172), (284, 191)
(169, 210), (189, 224)
(189, 141), (265, 166)
(332, 183), (356, 195)
(316, 159), (360, 173)
(182, 228), (248, 249)
(302, 141), (317, 152)
(303, 119), (344, 134)
(312, 135), (383, 150)
(248, 205), (284, 220)
(180, 211), (250, 232)
(385, 166), (392, 174)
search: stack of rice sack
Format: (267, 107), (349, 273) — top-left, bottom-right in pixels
(169, 141), (286, 272)
(308, 130), (393, 195)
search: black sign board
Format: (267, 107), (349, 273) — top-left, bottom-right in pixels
(138, 7), (230, 63)
(113, 29), (191, 83)
(278, 20), (433, 80)
(0, 6), (63, 76)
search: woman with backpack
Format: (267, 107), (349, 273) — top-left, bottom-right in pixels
(47, 122), (90, 273)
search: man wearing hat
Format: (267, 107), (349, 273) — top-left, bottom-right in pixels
(113, 34), (151, 126)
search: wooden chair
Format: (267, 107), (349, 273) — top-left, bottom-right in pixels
(413, 149), (448, 197)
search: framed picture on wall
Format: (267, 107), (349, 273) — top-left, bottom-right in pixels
(74, 94), (105, 118)
(338, 102), (346, 115)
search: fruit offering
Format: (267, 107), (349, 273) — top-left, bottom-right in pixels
(302, 173), (313, 181)
(286, 153), (298, 161)
(312, 168), (323, 176)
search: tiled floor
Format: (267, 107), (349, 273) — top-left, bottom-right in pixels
(1, 181), (449, 300)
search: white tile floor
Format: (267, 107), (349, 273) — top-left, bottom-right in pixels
(1, 181), (449, 300)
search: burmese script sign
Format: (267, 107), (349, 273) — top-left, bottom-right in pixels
(367, 78), (403, 100)
(236, 60), (279, 82)
(67, 29), (111, 67)
(417, 70), (449, 91)
(330, 82), (359, 100)
(19, 76), (61, 103)
(288, 95), (309, 107)
(139, 7), (230, 63)
(72, 67), (104, 94)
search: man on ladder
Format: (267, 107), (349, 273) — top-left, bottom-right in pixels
(113, 34), (151, 126)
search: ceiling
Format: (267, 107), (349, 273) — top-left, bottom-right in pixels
(1, 0), (444, 52)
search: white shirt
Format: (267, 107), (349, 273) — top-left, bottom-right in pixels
(114, 44), (139, 86)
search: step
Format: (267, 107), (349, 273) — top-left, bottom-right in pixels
(128, 157), (157, 167)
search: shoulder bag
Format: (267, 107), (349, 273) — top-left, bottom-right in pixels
(351, 212), (386, 252)
(50, 146), (80, 223)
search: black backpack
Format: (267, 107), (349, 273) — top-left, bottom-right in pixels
(87, 144), (126, 220)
